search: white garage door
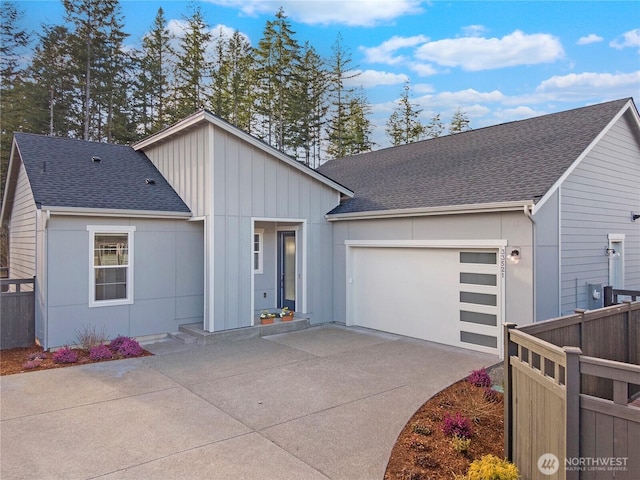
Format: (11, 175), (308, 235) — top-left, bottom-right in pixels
(348, 245), (503, 355)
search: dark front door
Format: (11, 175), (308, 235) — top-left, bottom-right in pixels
(278, 231), (296, 310)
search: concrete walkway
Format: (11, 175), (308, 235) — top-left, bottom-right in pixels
(0, 324), (497, 480)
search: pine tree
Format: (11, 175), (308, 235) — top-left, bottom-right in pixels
(326, 33), (360, 159)
(30, 25), (76, 137)
(225, 30), (255, 133)
(449, 108), (471, 134)
(173, 5), (212, 119)
(62, 0), (126, 141)
(132, 7), (173, 136)
(425, 113), (445, 139)
(385, 81), (426, 146)
(253, 8), (300, 151)
(289, 42), (327, 166)
(342, 90), (374, 156)
(0, 1), (30, 266)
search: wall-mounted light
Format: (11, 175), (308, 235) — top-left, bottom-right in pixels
(633, 212), (640, 222)
(506, 247), (521, 264)
(605, 247), (621, 258)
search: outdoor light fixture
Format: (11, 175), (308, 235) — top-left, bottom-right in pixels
(506, 247), (521, 264)
(605, 247), (621, 258)
(633, 212), (640, 222)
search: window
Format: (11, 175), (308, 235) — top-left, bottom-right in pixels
(253, 229), (264, 274)
(87, 226), (135, 307)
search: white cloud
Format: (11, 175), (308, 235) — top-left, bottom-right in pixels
(577, 34), (603, 45)
(610, 28), (640, 50)
(461, 25), (486, 37)
(413, 83), (435, 94)
(414, 30), (564, 71)
(409, 63), (439, 77)
(205, 0), (424, 27)
(345, 69), (409, 88)
(536, 71), (640, 100)
(430, 89), (506, 105)
(360, 34), (429, 64)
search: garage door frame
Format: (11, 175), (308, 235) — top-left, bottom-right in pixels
(345, 239), (507, 357)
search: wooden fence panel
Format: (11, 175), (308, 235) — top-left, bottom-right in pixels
(0, 278), (35, 349)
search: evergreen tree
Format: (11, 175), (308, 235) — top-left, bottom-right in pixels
(62, 0), (126, 141)
(253, 8), (300, 151)
(0, 1), (30, 266)
(341, 90), (374, 156)
(132, 7), (173, 136)
(289, 42), (327, 166)
(385, 81), (426, 146)
(449, 108), (471, 134)
(30, 25), (75, 137)
(425, 113), (445, 139)
(326, 33), (360, 159)
(173, 5), (212, 119)
(225, 30), (255, 133)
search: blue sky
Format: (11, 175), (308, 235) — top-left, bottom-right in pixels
(13, 0), (640, 147)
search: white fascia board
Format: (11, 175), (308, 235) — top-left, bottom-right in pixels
(345, 239), (508, 248)
(42, 206), (192, 220)
(134, 110), (354, 198)
(532, 99), (637, 215)
(326, 200), (533, 221)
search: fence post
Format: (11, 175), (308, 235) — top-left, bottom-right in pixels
(503, 322), (518, 461)
(564, 346), (582, 480)
(574, 308), (586, 351)
(604, 285), (613, 307)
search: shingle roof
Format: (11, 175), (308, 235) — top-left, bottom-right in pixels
(14, 133), (190, 213)
(318, 98), (633, 215)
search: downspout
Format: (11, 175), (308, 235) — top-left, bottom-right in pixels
(523, 205), (537, 322)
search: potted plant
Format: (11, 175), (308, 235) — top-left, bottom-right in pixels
(260, 310), (276, 325)
(280, 307), (294, 322)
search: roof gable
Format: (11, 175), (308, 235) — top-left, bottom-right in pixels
(134, 110), (353, 198)
(318, 98), (636, 216)
(10, 133), (190, 215)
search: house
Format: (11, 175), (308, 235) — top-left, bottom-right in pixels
(1, 98), (638, 355)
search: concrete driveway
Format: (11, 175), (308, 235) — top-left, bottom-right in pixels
(0, 324), (497, 480)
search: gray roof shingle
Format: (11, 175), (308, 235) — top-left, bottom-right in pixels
(318, 98), (633, 215)
(14, 133), (190, 214)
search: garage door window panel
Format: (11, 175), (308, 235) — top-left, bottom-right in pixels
(460, 310), (497, 326)
(460, 272), (497, 286)
(460, 252), (496, 264)
(460, 291), (497, 306)
(460, 331), (497, 348)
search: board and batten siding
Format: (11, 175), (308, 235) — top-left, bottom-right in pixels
(212, 126), (340, 330)
(560, 110), (640, 314)
(7, 162), (36, 281)
(143, 126), (211, 217)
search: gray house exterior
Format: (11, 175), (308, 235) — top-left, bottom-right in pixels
(318, 98), (640, 356)
(1, 99), (638, 355)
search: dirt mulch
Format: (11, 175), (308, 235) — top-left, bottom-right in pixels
(0, 344), (152, 376)
(385, 379), (504, 480)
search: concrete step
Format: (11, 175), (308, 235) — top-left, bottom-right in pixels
(168, 331), (198, 344)
(177, 317), (310, 346)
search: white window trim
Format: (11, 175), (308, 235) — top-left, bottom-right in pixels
(87, 225), (135, 308)
(253, 229), (264, 274)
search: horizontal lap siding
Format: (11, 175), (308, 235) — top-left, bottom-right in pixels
(560, 112), (640, 315)
(8, 162), (36, 280)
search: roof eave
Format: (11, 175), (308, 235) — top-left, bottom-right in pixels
(0, 140), (20, 226)
(133, 110), (354, 198)
(325, 200), (534, 221)
(40, 206), (192, 220)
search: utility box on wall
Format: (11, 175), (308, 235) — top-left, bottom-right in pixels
(588, 283), (603, 310)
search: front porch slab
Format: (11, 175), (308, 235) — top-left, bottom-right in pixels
(178, 317), (310, 345)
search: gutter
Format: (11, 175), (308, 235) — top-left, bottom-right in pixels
(40, 206), (192, 220)
(325, 200), (535, 221)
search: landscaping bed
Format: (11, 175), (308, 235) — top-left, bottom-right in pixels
(385, 370), (508, 479)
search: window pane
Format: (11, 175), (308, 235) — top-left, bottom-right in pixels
(95, 267), (127, 300)
(460, 252), (496, 264)
(460, 272), (497, 286)
(460, 291), (497, 306)
(95, 234), (128, 266)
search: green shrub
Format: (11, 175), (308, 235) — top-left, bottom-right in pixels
(467, 454), (519, 480)
(451, 435), (471, 453)
(411, 423), (432, 436)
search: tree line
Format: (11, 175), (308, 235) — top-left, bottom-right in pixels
(0, 1), (472, 190)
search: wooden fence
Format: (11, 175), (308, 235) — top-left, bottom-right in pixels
(0, 277), (35, 349)
(504, 301), (640, 480)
